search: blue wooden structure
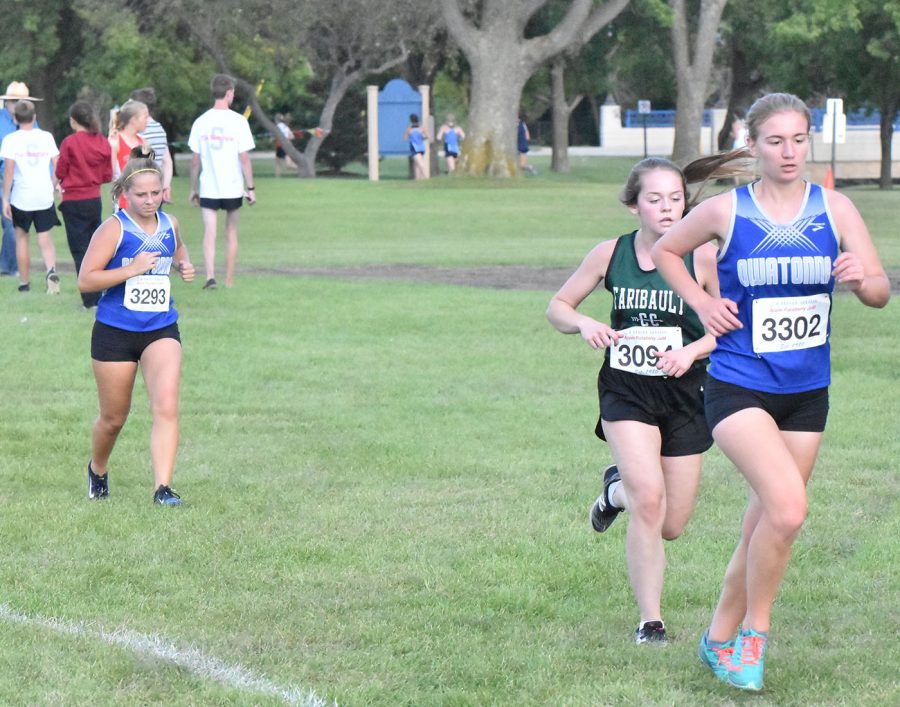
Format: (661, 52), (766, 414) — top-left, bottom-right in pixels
(378, 79), (421, 156)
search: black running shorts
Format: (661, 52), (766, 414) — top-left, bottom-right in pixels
(11, 205), (61, 233)
(199, 197), (243, 211)
(596, 365), (712, 457)
(91, 320), (181, 362)
(704, 376), (829, 433)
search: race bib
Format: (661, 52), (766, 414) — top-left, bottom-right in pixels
(611, 326), (682, 376)
(124, 275), (170, 312)
(752, 294), (830, 354)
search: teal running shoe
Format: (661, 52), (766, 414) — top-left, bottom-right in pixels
(697, 630), (737, 682)
(729, 628), (768, 691)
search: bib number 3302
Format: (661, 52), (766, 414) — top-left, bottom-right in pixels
(124, 275), (170, 312)
(611, 326), (682, 376)
(752, 294), (830, 354)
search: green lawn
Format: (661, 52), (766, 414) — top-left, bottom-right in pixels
(1, 159), (897, 705)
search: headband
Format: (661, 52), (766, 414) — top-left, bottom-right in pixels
(124, 167), (161, 183)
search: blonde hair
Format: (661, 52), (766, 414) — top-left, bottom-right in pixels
(114, 99), (148, 131)
(677, 93), (811, 201)
(745, 92), (811, 141)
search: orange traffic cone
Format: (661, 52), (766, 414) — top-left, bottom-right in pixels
(824, 166), (835, 190)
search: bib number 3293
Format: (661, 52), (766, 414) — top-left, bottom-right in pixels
(752, 294), (830, 354)
(124, 275), (170, 312)
(611, 326), (682, 376)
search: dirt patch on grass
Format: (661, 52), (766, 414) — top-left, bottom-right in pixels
(251, 264), (900, 293)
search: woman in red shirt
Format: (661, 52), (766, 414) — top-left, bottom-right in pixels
(56, 101), (112, 308)
(109, 100), (148, 210)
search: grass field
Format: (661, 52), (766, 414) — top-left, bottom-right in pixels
(1, 157), (898, 705)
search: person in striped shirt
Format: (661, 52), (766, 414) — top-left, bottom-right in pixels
(130, 87), (173, 203)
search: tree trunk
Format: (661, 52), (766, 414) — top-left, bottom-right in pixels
(717, 43), (764, 150)
(458, 50), (528, 177)
(299, 72), (355, 178)
(441, 0), (631, 177)
(670, 0), (729, 165)
(878, 98), (896, 190)
(549, 58), (584, 173)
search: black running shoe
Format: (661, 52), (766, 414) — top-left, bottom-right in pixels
(589, 464), (622, 532)
(635, 620), (668, 645)
(202, 278), (217, 290)
(153, 485), (182, 506)
(18, 282), (30, 292)
(88, 462), (108, 499)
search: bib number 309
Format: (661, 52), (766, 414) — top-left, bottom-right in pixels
(611, 326), (682, 377)
(752, 294), (830, 354)
(124, 275), (170, 312)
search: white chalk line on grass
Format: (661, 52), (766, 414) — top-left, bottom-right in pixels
(0, 603), (333, 706)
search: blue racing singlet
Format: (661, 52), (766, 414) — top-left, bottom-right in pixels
(96, 210), (179, 332)
(711, 182), (839, 393)
(444, 128), (460, 155)
(409, 127), (425, 155)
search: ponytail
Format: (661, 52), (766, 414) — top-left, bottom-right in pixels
(111, 145), (160, 204)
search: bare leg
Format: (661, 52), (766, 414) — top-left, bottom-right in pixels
(223, 209), (241, 287)
(15, 227), (29, 285)
(139, 337), (183, 489)
(603, 420), (700, 624)
(707, 494), (762, 642)
(709, 409), (822, 635)
(35, 229), (57, 271)
(201, 207), (218, 281)
(90, 359), (139, 474)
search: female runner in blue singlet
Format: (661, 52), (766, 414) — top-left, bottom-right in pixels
(653, 93), (890, 691)
(78, 146), (196, 506)
(403, 113), (429, 180)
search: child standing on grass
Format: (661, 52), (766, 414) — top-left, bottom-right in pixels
(0, 100), (61, 293)
(78, 147), (196, 506)
(547, 157), (719, 645)
(652, 92), (889, 691)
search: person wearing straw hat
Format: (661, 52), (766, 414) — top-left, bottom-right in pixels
(0, 81), (42, 277)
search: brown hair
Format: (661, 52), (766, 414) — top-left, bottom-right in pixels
(211, 74), (235, 99)
(130, 87), (157, 112)
(620, 157), (691, 210)
(111, 145), (160, 204)
(13, 100), (35, 124)
(68, 101), (100, 134)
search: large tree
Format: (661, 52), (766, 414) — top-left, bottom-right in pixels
(440, 0), (630, 176)
(0, 0), (87, 128)
(669, 0), (729, 164)
(159, 0), (438, 178)
(770, 0), (900, 189)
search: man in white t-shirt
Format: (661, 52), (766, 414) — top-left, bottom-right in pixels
(188, 74), (256, 290)
(0, 100), (61, 293)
